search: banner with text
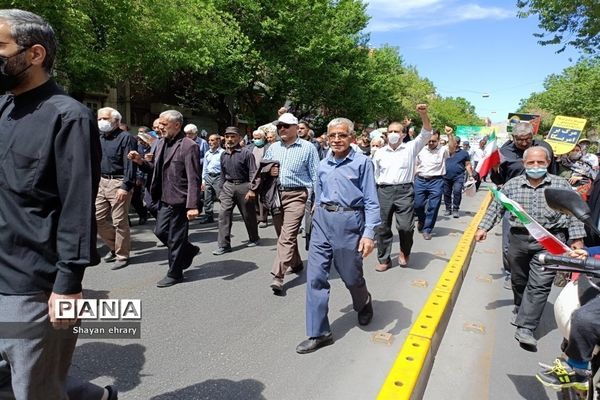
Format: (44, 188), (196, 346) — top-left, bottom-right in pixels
(545, 116), (587, 155)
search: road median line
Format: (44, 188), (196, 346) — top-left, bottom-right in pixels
(377, 192), (492, 400)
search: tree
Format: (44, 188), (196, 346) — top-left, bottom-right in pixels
(517, 0), (600, 54)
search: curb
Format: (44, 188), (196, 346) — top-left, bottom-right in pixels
(377, 192), (493, 400)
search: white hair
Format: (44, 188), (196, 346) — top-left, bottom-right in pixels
(327, 117), (354, 134)
(252, 129), (265, 139)
(160, 110), (183, 125)
(98, 107), (122, 123)
(184, 123), (198, 134)
(370, 137), (384, 147)
(523, 145), (550, 162)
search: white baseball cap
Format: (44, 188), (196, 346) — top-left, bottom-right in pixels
(276, 113), (298, 126)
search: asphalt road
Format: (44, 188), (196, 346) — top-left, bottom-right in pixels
(72, 190), (489, 400)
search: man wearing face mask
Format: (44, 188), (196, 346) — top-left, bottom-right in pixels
(475, 146), (585, 350)
(577, 138), (599, 175)
(248, 129), (270, 228)
(372, 105), (432, 271)
(96, 107), (138, 270)
(0, 9), (122, 400)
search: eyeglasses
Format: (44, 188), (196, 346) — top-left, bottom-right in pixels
(327, 133), (351, 140)
(277, 123), (291, 129)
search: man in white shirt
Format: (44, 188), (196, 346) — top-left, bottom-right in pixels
(372, 104), (432, 271)
(414, 130), (450, 240)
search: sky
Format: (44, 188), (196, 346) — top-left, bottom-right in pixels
(364, 0), (581, 124)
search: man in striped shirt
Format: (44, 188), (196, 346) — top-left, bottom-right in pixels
(263, 113), (320, 294)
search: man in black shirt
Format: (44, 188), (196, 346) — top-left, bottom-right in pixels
(213, 126), (260, 255)
(0, 9), (117, 400)
(96, 107), (137, 270)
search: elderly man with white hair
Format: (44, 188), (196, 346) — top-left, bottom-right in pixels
(184, 123), (209, 213)
(96, 106), (138, 270)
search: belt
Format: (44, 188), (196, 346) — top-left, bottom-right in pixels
(101, 174), (124, 179)
(279, 186), (307, 192)
(417, 175), (442, 181)
(377, 182), (412, 188)
(208, 172), (220, 177)
(320, 203), (363, 212)
(225, 179), (248, 184)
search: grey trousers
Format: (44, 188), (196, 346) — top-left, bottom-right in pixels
(508, 231), (561, 331)
(203, 174), (222, 214)
(217, 181), (259, 248)
(0, 293), (101, 400)
(376, 183), (415, 263)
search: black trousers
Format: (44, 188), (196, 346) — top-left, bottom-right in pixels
(130, 184), (148, 219)
(566, 294), (600, 363)
(217, 182), (259, 248)
(154, 202), (196, 279)
(508, 231), (562, 330)
(376, 183), (414, 263)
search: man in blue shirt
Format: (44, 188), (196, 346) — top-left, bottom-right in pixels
(263, 113), (320, 294)
(296, 117), (381, 354)
(185, 123), (209, 213)
(443, 136), (474, 218)
(199, 134), (224, 224)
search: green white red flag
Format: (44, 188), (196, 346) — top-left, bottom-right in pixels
(476, 130), (500, 177)
(490, 187), (570, 255)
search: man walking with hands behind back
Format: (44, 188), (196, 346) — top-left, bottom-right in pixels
(296, 117), (380, 354)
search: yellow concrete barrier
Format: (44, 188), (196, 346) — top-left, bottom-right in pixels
(377, 192), (492, 400)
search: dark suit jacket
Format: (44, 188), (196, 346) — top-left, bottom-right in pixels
(140, 132), (200, 208)
(585, 174), (600, 247)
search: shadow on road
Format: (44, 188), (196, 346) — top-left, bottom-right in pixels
(403, 251), (450, 270)
(184, 260), (258, 282)
(330, 299), (412, 341)
(150, 378), (266, 400)
(71, 342), (146, 392)
(485, 298), (514, 310)
(506, 374), (550, 400)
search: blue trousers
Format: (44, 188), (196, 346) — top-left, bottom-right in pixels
(414, 176), (444, 234)
(443, 175), (464, 211)
(306, 207), (369, 337)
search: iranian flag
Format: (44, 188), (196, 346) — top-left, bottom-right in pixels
(490, 187), (570, 255)
(476, 130), (501, 177)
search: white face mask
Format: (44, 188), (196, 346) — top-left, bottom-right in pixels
(98, 119), (114, 133)
(388, 132), (401, 145)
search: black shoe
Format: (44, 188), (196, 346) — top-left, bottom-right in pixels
(103, 251), (117, 263)
(156, 276), (183, 288)
(358, 295), (373, 326)
(182, 245), (200, 270)
(515, 327), (537, 348)
(199, 215), (214, 224)
(111, 259), (130, 270)
(212, 246), (231, 256)
(105, 385), (119, 400)
(417, 221), (423, 232)
(296, 333), (334, 354)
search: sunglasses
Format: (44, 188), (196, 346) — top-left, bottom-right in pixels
(277, 123), (291, 129)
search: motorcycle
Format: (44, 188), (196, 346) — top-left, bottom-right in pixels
(537, 188), (600, 400)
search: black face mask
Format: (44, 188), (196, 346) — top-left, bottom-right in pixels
(0, 46), (32, 92)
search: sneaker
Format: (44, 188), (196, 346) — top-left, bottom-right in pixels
(443, 209), (452, 216)
(212, 247), (231, 256)
(103, 251), (117, 263)
(258, 222), (268, 228)
(246, 240), (260, 248)
(111, 259), (130, 270)
(536, 358), (589, 391)
(503, 274), (512, 290)
(453, 210), (460, 218)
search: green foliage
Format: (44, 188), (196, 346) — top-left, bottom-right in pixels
(519, 58), (600, 132)
(1, 0), (481, 129)
(517, 0), (600, 54)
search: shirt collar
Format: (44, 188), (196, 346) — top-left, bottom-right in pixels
(326, 147), (355, 165)
(12, 78), (58, 107)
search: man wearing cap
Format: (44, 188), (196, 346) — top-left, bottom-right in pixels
(96, 107), (138, 270)
(263, 113), (320, 294)
(372, 105), (432, 271)
(212, 127), (260, 255)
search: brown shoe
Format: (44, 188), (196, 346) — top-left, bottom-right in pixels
(398, 252), (409, 267)
(375, 262), (391, 272)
